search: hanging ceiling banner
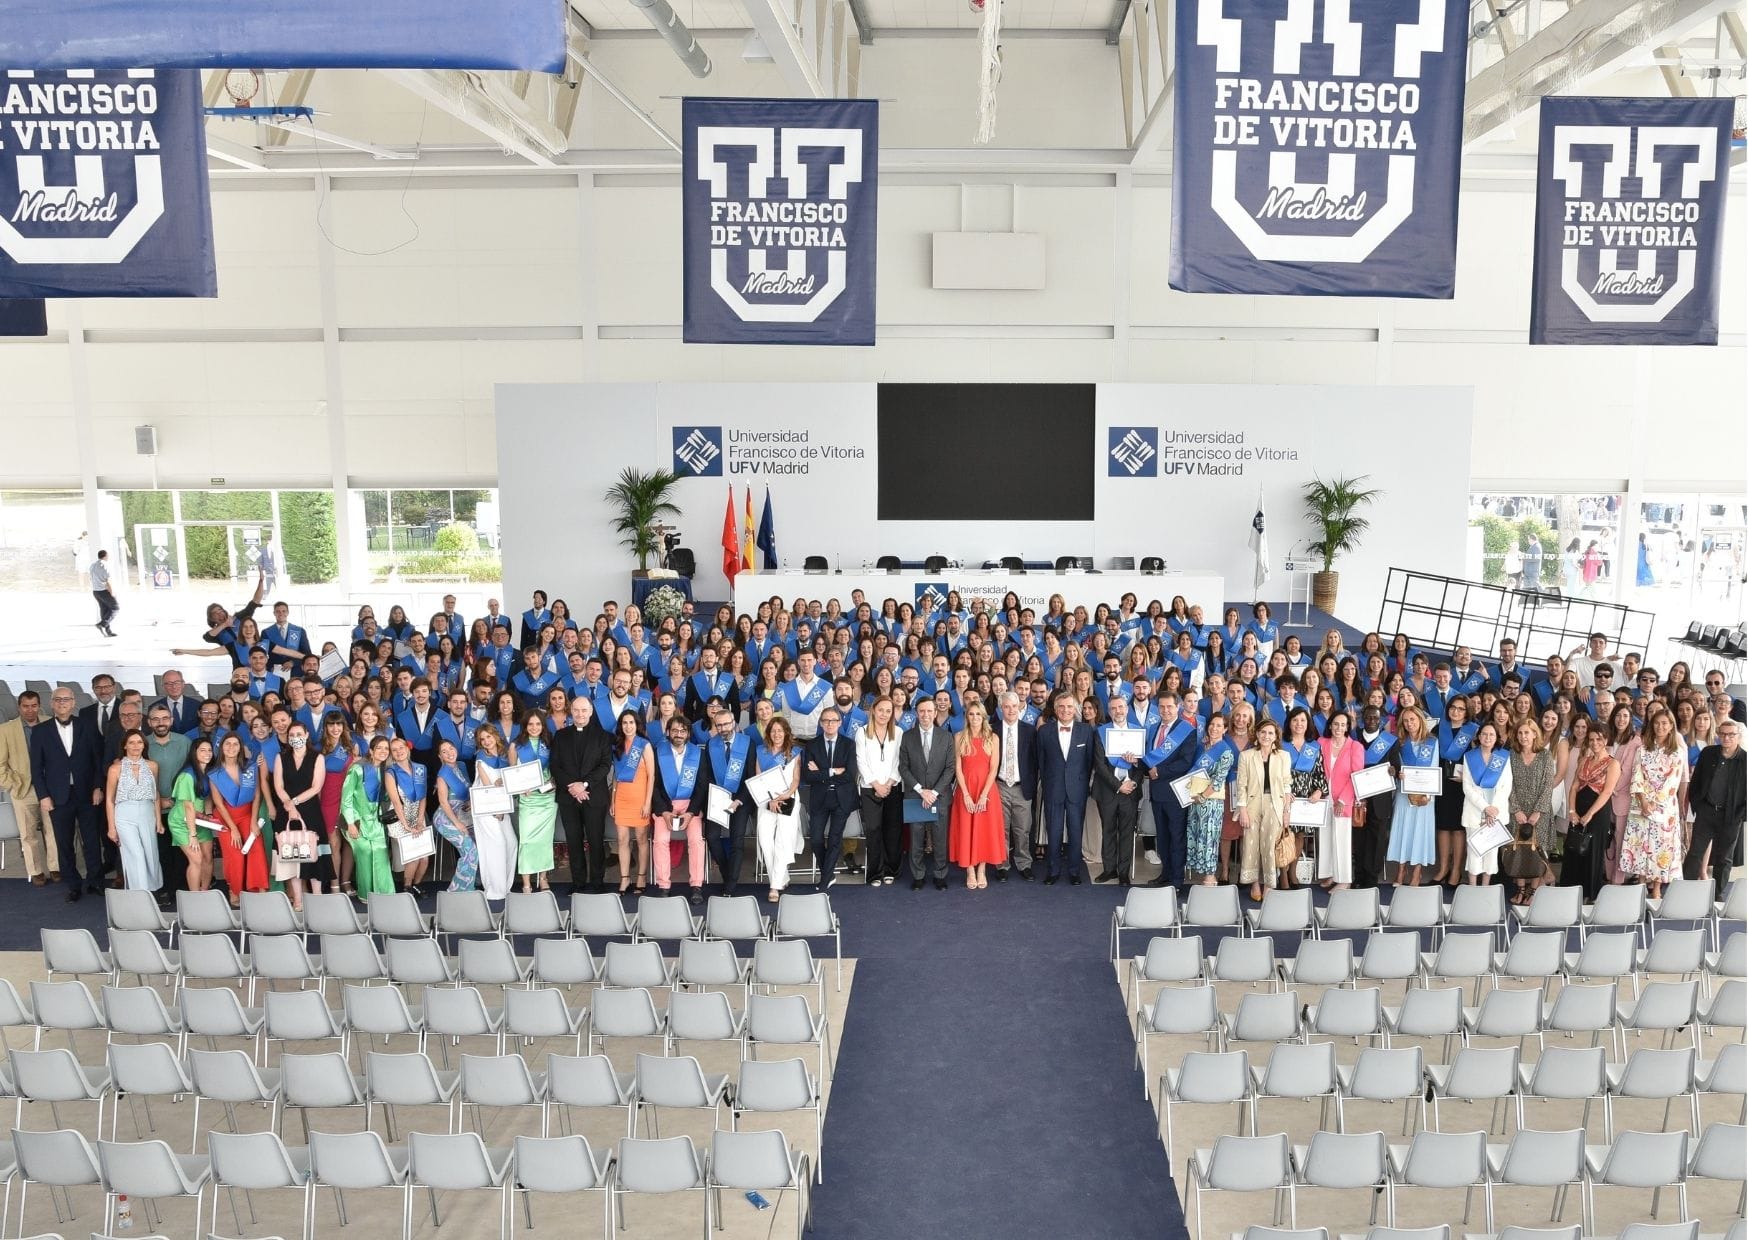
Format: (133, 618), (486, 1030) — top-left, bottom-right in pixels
(0, 68), (215, 298)
(1170, 0), (1469, 298)
(683, 97), (879, 346)
(0, 0), (566, 72)
(1531, 96), (1732, 346)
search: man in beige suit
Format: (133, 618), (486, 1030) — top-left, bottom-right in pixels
(0, 689), (59, 884)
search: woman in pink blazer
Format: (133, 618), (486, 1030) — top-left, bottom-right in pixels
(1319, 713), (1367, 889)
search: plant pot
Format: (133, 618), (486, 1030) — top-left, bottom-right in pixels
(1311, 570), (1340, 614)
(631, 569), (651, 579)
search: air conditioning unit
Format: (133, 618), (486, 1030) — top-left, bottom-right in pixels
(135, 425), (158, 456)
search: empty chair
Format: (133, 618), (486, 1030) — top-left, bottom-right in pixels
(664, 989), (745, 1057)
(1184, 1132), (1296, 1240)
(1702, 977), (1746, 1036)
(746, 993), (831, 1085)
(100, 985), (184, 1045)
(530, 936), (600, 990)
(260, 988), (346, 1065)
(1447, 885), (1509, 948)
(206, 1129), (311, 1236)
(633, 895), (700, 945)
(1696, 1041), (1745, 1119)
(1640, 928), (1709, 982)
(1251, 1041), (1340, 1132)
(504, 890), (567, 938)
(364, 1050), (459, 1140)
(1222, 990), (1303, 1048)
(104, 889), (176, 940)
(108, 929), (183, 990)
(1515, 1045), (1608, 1136)
(248, 934), (322, 1003)
(1427, 1046), (1521, 1135)
(1136, 985), (1222, 1096)
(603, 941), (674, 991)
(1616, 1224), (1700, 1240)
(366, 891), (434, 939)
(675, 938), (750, 997)
(104, 1041), (193, 1141)
(631, 1053), (729, 1137)
(1337, 1046), (1426, 1136)
(1383, 985), (1465, 1059)
(1246, 888), (1314, 939)
(774, 893), (842, 991)
(1563, 930), (1639, 990)
(1685, 1121), (1745, 1207)
(1359, 932), (1423, 987)
(278, 1051), (367, 1142)
(406, 1130), (513, 1240)
(502, 987), (586, 1056)
(739, 938), (814, 1007)
(179, 933), (250, 988)
(95, 1136), (212, 1236)
(1292, 1129), (1388, 1220)
(41, 928), (112, 984)
(1280, 938), (1355, 988)
(1384, 1129), (1491, 1229)
(708, 1128), (812, 1240)
(1158, 1050), (1253, 1159)
(732, 1056), (823, 1181)
(1581, 1128), (1689, 1233)
(1384, 886), (1446, 935)
(1605, 1047), (1698, 1139)
(176, 889), (241, 937)
(342, 983), (425, 1060)
(1210, 936), (1277, 989)
(1182, 884), (1244, 934)
(613, 1135), (708, 1235)
(385, 935), (457, 988)
(1127, 934), (1206, 1013)
(318, 933), (387, 986)
(1496, 931), (1566, 986)
(1715, 881), (1748, 951)
(1584, 884), (1649, 946)
(587, 987), (662, 1054)
(1306, 985), (1386, 1046)
(509, 1133), (612, 1234)
(9, 1127), (103, 1238)
(187, 1049), (282, 1153)
(1707, 930), (1747, 986)
(457, 937), (532, 988)
(306, 1128), (409, 1240)
(29, 980), (105, 1053)
(1485, 1128), (1585, 1229)
(424, 985), (505, 1064)
(1462, 985), (1545, 1055)
(302, 892), (367, 937)
(545, 1053), (634, 1138)
(0, 977), (36, 1042)
(569, 892), (637, 941)
(1510, 886), (1582, 935)
(1419, 932), (1496, 1004)
(1648, 879), (1717, 940)
(1618, 979), (1702, 1055)
(704, 894), (770, 943)
(436, 890), (503, 943)
(1317, 887), (1383, 935)
(10, 1046), (112, 1132)
(1111, 887), (1179, 963)
(241, 891), (304, 938)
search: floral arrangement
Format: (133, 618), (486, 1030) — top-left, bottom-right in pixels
(642, 584), (688, 627)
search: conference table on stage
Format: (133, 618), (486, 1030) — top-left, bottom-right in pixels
(732, 568), (1227, 620)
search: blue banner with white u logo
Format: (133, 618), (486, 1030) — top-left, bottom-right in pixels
(1170, 0), (1468, 298)
(1531, 96), (1731, 346)
(0, 68), (214, 298)
(683, 97), (878, 346)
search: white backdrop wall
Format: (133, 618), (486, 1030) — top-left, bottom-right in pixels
(495, 382), (1470, 617)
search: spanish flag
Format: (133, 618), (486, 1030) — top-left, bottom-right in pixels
(742, 486), (757, 572)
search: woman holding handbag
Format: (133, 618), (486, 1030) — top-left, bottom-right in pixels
(1318, 712), (1364, 890)
(1235, 719), (1292, 901)
(271, 721), (325, 911)
(1563, 726), (1619, 900)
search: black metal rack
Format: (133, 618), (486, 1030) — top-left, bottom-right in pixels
(1375, 569), (1657, 663)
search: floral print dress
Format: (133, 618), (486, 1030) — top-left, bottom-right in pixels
(1619, 747), (1684, 882)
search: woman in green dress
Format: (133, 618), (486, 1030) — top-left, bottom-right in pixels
(513, 710), (557, 892)
(340, 734), (395, 899)
(168, 738), (217, 892)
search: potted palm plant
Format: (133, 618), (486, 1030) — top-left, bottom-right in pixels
(605, 467), (683, 576)
(1302, 474), (1382, 613)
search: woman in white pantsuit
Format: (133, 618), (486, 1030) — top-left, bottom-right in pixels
(470, 725), (518, 900)
(1460, 721), (1514, 882)
(754, 717), (803, 902)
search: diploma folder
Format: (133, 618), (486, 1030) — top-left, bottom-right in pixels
(903, 796), (939, 824)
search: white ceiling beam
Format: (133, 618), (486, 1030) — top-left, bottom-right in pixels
(743, 0), (827, 96)
(388, 69), (569, 166)
(205, 133), (267, 169)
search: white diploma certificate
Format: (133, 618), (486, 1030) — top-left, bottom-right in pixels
(1468, 821), (1513, 856)
(1288, 798), (1330, 828)
(706, 783), (734, 828)
(317, 649), (347, 681)
(502, 760), (544, 795)
(745, 765), (791, 807)
(1401, 766), (1442, 796)
(471, 784), (513, 815)
(1350, 764), (1397, 801)
(1104, 728), (1146, 762)
(1169, 774), (1197, 808)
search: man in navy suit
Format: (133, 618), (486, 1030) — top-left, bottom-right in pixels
(1036, 691), (1093, 885)
(28, 685), (105, 902)
(991, 691), (1039, 880)
(1144, 693), (1202, 889)
(801, 707), (859, 888)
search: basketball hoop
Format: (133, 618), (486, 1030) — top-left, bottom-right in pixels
(223, 69), (264, 109)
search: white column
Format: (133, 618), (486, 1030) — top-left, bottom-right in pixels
(314, 173), (359, 594)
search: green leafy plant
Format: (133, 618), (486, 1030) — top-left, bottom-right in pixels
(1302, 474), (1383, 574)
(605, 468), (683, 571)
(280, 492), (339, 583)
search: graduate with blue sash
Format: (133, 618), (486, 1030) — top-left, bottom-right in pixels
(1461, 739), (1512, 877)
(1388, 718), (1440, 878)
(703, 721), (755, 892)
(1141, 706), (1200, 886)
(652, 729), (707, 895)
(520, 596), (552, 648)
(511, 661), (559, 711)
(780, 674), (832, 721)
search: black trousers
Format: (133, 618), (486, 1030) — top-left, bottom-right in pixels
(49, 797), (104, 891)
(859, 788), (903, 882)
(559, 793), (609, 889)
(1685, 808), (1743, 900)
(1097, 787), (1143, 879)
(93, 589), (118, 627)
(809, 793), (854, 885)
(1353, 794), (1393, 888)
(708, 803), (753, 891)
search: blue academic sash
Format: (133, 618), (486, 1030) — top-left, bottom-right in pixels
(513, 739), (548, 772)
(390, 762), (428, 803)
(656, 743), (701, 801)
(1362, 731), (1396, 767)
(781, 678), (831, 715)
(1401, 739), (1438, 769)
(1451, 666), (1485, 696)
(1286, 739), (1320, 773)
(433, 713), (478, 760)
(709, 731), (752, 794)
(393, 705), (439, 750)
(1437, 720), (1477, 762)
(690, 670), (729, 704)
(839, 706), (869, 738)
(211, 765), (257, 803)
(522, 607), (551, 633)
(512, 669), (557, 705)
(248, 673), (284, 700)
(360, 765), (384, 802)
(1100, 723), (1143, 777)
(1192, 738), (1234, 779)
(1422, 684), (1451, 719)
(1130, 701), (1160, 734)
(490, 646), (518, 686)
(1144, 718), (1195, 769)
(896, 710), (917, 732)
(438, 765), (470, 805)
(614, 736), (648, 782)
(1464, 748), (1508, 789)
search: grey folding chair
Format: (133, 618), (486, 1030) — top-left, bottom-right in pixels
(529, 937), (600, 991)
(247, 935), (322, 1005)
(1292, 1129), (1387, 1224)
(277, 1051), (367, 1143)
(731, 1056), (823, 1182)
(0, 977), (36, 1045)
(1685, 1120), (1745, 1211)
(632, 895), (701, 946)
(1514, 1045), (1607, 1138)
(749, 939), (823, 1012)
(1485, 1127), (1585, 1229)
(305, 1128), (408, 1240)
(1640, 928), (1709, 984)
(241, 892), (304, 940)
(1648, 879), (1717, 941)
(746, 993), (832, 1086)
(1446, 884), (1509, 951)
(28, 981), (105, 1055)
(586, 987), (663, 1055)
(1696, 1041), (1745, 1122)
(1182, 884), (1245, 936)
(384, 936), (457, 989)
(1617, 979), (1702, 1057)
(1136, 984), (1222, 1097)
(708, 1128), (812, 1240)
(501, 987), (586, 1057)
(175, 891), (240, 940)
(1112, 887), (1179, 963)
(424, 985), (505, 1065)
(1543, 980), (1618, 1049)
(205, 1128), (309, 1238)
(1605, 1046), (1699, 1140)
(1426, 1045), (1520, 1134)
(104, 1042), (193, 1142)
(1583, 883), (1649, 947)
(1495, 931), (1567, 988)
(1419, 932), (1495, 1005)
(9, 1127), (103, 1239)
(1383, 886), (1445, 937)
(1158, 1050), (1252, 1161)
(178, 934), (250, 991)
(1580, 1128), (1689, 1235)
(1245, 888), (1314, 940)
(188, 1049), (283, 1154)
(630, 1053), (729, 1138)
(1562, 930), (1639, 992)
(1305, 985), (1386, 1047)
(675, 939), (750, 1001)
(302, 893), (367, 938)
(1316, 887), (1382, 936)
(773, 893), (841, 991)
(1715, 881), (1748, 951)
(319, 933), (387, 987)
(95, 1137), (211, 1237)
(457, 938), (533, 989)
(105, 890), (177, 941)
(664, 990), (745, 1058)
(1221, 990), (1303, 1049)
(1210, 937), (1278, 990)
(1359, 932), (1423, 988)
(406, 1129), (512, 1240)
(435, 890), (503, 945)
(1128, 934), (1207, 1014)
(703, 894), (771, 944)
(569, 892), (637, 941)
(1462, 984), (1546, 1056)
(364, 1050), (458, 1141)
(9, 1047), (111, 1135)
(602, 941), (674, 991)
(1184, 1132), (1295, 1240)
(1708, 930), (1747, 990)
(176, 986), (263, 1059)
(612, 1135), (707, 1235)
(1383, 1129), (1490, 1229)
(509, 1133), (612, 1236)
(1615, 1223), (1700, 1240)
(456, 1053), (547, 1138)
(1381, 986), (1465, 1061)
(261, 989), (348, 1067)
(544, 1053), (634, 1139)
(41, 929), (113, 985)
(504, 890), (568, 938)
(1509, 886), (1582, 937)
(1701, 977), (1746, 1037)
(108, 932), (183, 992)
(1337, 1046), (1426, 1136)
(1251, 1041), (1340, 1133)
(366, 892), (434, 940)
(341, 984), (425, 1062)
(1280, 938), (1354, 989)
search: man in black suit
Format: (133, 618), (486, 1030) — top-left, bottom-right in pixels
(150, 669), (204, 733)
(898, 698), (956, 890)
(29, 685), (105, 901)
(1037, 691), (1094, 885)
(550, 696), (613, 893)
(801, 707), (858, 889)
(990, 691), (1038, 880)
(699, 702), (754, 895)
(79, 673), (120, 737)
(1143, 693), (1201, 889)
(1092, 695), (1146, 886)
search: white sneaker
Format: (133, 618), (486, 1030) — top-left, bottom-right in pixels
(1144, 850), (1161, 865)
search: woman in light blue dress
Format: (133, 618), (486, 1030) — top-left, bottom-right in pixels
(106, 730), (163, 891)
(1387, 708), (1439, 886)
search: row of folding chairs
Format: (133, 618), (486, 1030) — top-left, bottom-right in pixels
(1154, 1041), (1746, 1153)
(44, 929), (828, 1016)
(1125, 930), (1746, 1013)
(100, 889), (845, 991)
(1135, 981), (1744, 1092)
(1111, 881), (1748, 964)
(1235, 1222), (1744, 1240)
(1, 1123), (812, 1240)
(1182, 1124), (1745, 1240)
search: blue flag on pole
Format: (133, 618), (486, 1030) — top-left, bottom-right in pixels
(756, 488), (778, 570)
(1170, 0), (1469, 297)
(1530, 96), (1732, 346)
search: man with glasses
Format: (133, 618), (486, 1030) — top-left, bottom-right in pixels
(700, 703), (754, 894)
(1705, 671), (1745, 724)
(27, 688), (105, 901)
(1685, 720), (1745, 899)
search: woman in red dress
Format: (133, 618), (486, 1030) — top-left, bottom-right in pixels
(950, 700), (1006, 889)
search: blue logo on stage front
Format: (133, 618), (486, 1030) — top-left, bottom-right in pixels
(1108, 427), (1158, 477)
(915, 582), (948, 613)
(673, 426), (723, 477)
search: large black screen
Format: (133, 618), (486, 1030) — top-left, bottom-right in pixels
(876, 383), (1095, 521)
